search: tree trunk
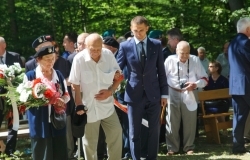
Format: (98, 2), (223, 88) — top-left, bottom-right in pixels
(228, 0), (244, 12)
(8, 0), (18, 42)
(228, 0), (245, 25)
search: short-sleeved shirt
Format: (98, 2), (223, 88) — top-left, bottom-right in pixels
(68, 48), (120, 123)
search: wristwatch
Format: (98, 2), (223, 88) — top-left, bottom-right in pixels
(83, 105), (88, 112)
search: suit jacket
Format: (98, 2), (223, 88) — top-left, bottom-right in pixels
(25, 58), (37, 73)
(117, 38), (168, 103)
(6, 51), (23, 67)
(228, 33), (250, 95)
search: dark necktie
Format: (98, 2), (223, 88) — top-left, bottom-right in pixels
(0, 56), (4, 64)
(140, 42), (146, 68)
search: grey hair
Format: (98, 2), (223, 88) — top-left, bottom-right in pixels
(197, 46), (206, 52)
(237, 17), (250, 33)
(0, 37), (5, 43)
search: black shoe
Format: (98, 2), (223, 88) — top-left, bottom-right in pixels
(244, 138), (250, 143)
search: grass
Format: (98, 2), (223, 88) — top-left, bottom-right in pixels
(157, 128), (250, 160)
(2, 129), (250, 160)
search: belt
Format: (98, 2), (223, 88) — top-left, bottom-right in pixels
(168, 85), (185, 93)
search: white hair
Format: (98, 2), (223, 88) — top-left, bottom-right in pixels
(237, 17), (250, 33)
(197, 46), (206, 52)
(0, 37), (5, 43)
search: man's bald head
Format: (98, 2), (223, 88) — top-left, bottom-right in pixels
(176, 41), (190, 63)
(85, 33), (103, 46)
(85, 33), (103, 62)
(77, 32), (89, 52)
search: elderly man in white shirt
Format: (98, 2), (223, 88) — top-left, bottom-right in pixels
(164, 41), (208, 155)
(197, 47), (209, 73)
(68, 33), (122, 160)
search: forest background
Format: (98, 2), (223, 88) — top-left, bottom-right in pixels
(0, 0), (249, 60)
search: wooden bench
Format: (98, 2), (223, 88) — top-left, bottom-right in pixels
(0, 120), (30, 140)
(198, 88), (233, 144)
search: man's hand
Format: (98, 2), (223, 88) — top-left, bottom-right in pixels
(161, 98), (167, 107)
(94, 89), (112, 101)
(113, 70), (124, 82)
(184, 82), (197, 91)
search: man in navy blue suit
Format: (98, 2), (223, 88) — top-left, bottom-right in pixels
(228, 17), (250, 154)
(116, 16), (168, 160)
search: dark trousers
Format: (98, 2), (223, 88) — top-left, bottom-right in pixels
(0, 98), (18, 155)
(140, 113), (148, 158)
(127, 97), (161, 160)
(120, 109), (131, 158)
(31, 136), (68, 160)
(232, 95), (250, 152)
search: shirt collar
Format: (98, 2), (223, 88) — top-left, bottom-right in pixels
(134, 36), (147, 45)
(1, 51), (6, 58)
(35, 65), (59, 82)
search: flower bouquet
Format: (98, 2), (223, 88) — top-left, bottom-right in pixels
(0, 63), (25, 129)
(16, 77), (64, 113)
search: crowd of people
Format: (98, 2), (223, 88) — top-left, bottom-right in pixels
(0, 16), (250, 160)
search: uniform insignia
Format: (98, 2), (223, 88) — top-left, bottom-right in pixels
(48, 48), (52, 53)
(38, 38), (42, 43)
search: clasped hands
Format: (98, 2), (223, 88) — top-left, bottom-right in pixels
(182, 82), (197, 91)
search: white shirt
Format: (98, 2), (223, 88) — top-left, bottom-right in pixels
(164, 54), (208, 90)
(216, 53), (229, 78)
(68, 48), (121, 123)
(0, 51), (6, 64)
(199, 57), (209, 73)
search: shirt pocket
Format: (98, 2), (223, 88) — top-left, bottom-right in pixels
(101, 71), (116, 85)
(82, 71), (93, 84)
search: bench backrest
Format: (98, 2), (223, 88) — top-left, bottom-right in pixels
(198, 88), (231, 115)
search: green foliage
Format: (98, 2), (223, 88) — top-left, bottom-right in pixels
(0, 0), (249, 60)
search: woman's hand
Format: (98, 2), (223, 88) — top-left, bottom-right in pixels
(55, 98), (66, 109)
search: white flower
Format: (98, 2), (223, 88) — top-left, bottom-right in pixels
(0, 64), (8, 70)
(24, 81), (33, 88)
(19, 90), (31, 102)
(16, 83), (25, 94)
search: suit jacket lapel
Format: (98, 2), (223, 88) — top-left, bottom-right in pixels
(130, 38), (140, 63)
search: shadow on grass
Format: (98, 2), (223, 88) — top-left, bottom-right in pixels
(157, 129), (247, 160)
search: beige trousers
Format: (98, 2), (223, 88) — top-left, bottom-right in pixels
(82, 111), (122, 160)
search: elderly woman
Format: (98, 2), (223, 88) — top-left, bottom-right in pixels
(203, 60), (229, 135)
(25, 46), (70, 160)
